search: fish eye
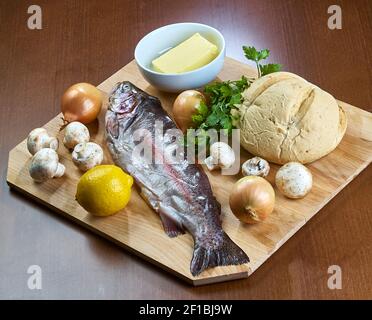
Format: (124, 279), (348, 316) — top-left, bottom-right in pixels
(120, 83), (131, 93)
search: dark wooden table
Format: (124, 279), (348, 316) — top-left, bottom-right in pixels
(0, 0), (371, 299)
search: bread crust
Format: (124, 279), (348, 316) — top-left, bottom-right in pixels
(238, 72), (347, 164)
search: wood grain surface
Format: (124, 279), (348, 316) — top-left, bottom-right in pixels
(0, 0), (371, 298)
(7, 58), (372, 286)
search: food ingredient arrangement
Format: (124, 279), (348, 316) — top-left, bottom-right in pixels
(20, 24), (349, 278)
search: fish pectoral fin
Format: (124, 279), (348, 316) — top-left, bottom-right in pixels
(106, 111), (119, 139)
(159, 212), (185, 238)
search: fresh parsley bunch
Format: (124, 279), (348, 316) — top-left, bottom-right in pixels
(188, 46), (282, 148)
(193, 76), (249, 134)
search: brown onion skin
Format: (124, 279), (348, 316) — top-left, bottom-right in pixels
(229, 176), (275, 224)
(172, 90), (206, 133)
(61, 83), (102, 124)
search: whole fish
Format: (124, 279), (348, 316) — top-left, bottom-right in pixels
(105, 81), (249, 276)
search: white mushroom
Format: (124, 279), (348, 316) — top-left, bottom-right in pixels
(63, 122), (90, 150)
(72, 142), (103, 172)
(29, 148), (65, 182)
(204, 142), (235, 171)
(27, 128), (58, 155)
(275, 162), (312, 199)
(242, 157), (270, 177)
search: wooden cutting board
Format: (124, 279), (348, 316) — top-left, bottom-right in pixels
(7, 57), (372, 286)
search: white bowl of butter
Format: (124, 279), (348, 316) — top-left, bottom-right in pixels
(134, 22), (225, 92)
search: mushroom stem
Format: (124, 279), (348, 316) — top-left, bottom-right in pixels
(204, 142), (235, 171)
(29, 148), (65, 182)
(48, 137), (59, 151)
(54, 163), (66, 178)
(204, 156), (218, 171)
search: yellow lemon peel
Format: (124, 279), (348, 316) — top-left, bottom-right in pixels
(76, 165), (133, 216)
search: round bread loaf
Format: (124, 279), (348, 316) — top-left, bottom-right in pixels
(238, 72), (347, 164)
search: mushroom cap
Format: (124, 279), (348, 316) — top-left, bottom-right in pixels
(63, 122), (90, 149)
(29, 128), (47, 137)
(27, 128), (58, 155)
(242, 157), (270, 177)
(29, 148), (60, 182)
(275, 162), (312, 199)
(72, 142), (103, 171)
(27, 128), (47, 154)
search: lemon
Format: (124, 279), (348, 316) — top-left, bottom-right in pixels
(76, 165), (133, 216)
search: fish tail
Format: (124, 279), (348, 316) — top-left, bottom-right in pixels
(190, 232), (249, 276)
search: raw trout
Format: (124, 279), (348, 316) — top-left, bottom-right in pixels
(105, 81), (249, 276)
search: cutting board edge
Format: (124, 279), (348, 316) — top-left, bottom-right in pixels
(7, 128), (372, 286)
(6, 176), (252, 286)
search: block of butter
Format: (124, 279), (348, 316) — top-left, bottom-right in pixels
(152, 33), (219, 74)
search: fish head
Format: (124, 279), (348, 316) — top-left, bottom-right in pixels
(106, 81), (146, 140)
(108, 81), (143, 115)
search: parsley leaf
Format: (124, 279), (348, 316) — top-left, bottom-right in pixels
(243, 46), (259, 61)
(243, 45), (281, 77)
(259, 63), (282, 76)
